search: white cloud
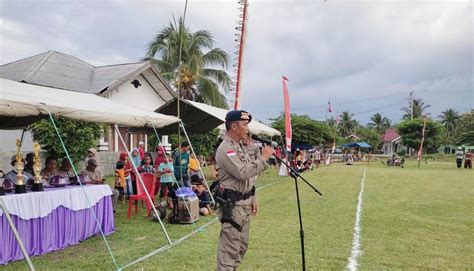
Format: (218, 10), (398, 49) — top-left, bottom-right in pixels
(0, 0), (471, 125)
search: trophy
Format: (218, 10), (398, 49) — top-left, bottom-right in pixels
(32, 143), (44, 192)
(15, 139), (27, 194)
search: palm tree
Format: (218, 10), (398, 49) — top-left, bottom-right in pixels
(402, 98), (431, 119)
(368, 113), (391, 133)
(439, 108), (460, 138)
(144, 17), (231, 108)
(338, 111), (358, 137)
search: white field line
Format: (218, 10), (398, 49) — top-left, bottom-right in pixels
(347, 168), (366, 271)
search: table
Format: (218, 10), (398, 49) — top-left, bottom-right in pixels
(0, 185), (115, 265)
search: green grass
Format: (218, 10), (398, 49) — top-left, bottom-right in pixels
(3, 162), (473, 270)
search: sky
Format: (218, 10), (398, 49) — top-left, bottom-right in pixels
(0, 0), (472, 126)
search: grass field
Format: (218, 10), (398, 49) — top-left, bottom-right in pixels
(3, 159), (473, 270)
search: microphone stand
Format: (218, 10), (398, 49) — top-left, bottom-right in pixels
(273, 154), (322, 271)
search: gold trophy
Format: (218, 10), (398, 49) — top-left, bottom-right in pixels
(32, 143), (44, 191)
(15, 139), (27, 194)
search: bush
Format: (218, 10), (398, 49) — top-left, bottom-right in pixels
(29, 117), (102, 163)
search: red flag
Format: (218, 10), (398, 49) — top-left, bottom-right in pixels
(327, 100), (332, 113)
(282, 76), (292, 152)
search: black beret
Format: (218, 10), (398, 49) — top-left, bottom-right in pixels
(225, 110), (252, 123)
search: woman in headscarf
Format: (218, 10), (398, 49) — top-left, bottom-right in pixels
(154, 147), (166, 168)
(131, 148), (141, 167)
(130, 148), (141, 195)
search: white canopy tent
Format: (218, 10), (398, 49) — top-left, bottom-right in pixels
(0, 78), (180, 129)
(0, 78), (181, 268)
(186, 100), (281, 137)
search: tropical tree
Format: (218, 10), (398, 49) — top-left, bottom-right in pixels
(338, 111), (358, 137)
(357, 126), (382, 150)
(453, 110), (474, 145)
(367, 113), (391, 134)
(271, 114), (333, 146)
(145, 17), (231, 108)
(438, 108), (460, 138)
(402, 98), (431, 120)
(396, 118), (444, 154)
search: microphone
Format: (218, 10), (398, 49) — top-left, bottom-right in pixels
(251, 134), (278, 148)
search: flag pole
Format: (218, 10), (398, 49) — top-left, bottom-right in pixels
(417, 115), (428, 168)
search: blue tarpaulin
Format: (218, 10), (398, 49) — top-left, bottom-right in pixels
(340, 142), (372, 148)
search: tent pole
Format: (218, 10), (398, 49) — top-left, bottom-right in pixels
(114, 125), (172, 245)
(179, 121), (216, 206)
(0, 197), (35, 270)
(45, 109), (120, 270)
(150, 125), (199, 230)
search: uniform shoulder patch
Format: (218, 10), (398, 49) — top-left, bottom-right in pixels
(226, 149), (236, 157)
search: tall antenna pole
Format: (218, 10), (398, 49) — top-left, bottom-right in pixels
(233, 0), (249, 110)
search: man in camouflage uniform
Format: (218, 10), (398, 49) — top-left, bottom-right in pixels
(215, 110), (274, 271)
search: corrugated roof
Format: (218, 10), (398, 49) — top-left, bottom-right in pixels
(383, 128), (400, 142)
(0, 51), (153, 94)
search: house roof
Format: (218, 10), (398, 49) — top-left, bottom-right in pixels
(0, 78), (180, 129)
(0, 50), (175, 98)
(383, 128), (400, 142)
(340, 142), (372, 148)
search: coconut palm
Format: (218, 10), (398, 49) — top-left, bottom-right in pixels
(402, 98), (431, 120)
(439, 108), (460, 138)
(338, 111), (358, 137)
(368, 113), (391, 133)
(144, 17), (231, 108)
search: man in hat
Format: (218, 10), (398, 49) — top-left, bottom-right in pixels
(4, 155), (33, 190)
(81, 159), (119, 212)
(455, 147), (464, 168)
(215, 110), (274, 271)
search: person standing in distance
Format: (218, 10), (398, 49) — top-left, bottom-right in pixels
(215, 110), (274, 271)
(455, 147), (464, 168)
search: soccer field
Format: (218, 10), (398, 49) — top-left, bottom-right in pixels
(4, 160), (473, 270)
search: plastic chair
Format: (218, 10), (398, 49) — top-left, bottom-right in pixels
(127, 173), (156, 218)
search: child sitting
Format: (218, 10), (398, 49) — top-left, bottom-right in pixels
(191, 175), (211, 216)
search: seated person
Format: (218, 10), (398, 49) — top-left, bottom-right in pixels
(23, 153), (35, 175)
(191, 176), (211, 216)
(57, 158), (74, 178)
(80, 159), (119, 212)
(346, 156), (354, 165)
(4, 155), (33, 190)
(41, 157), (58, 183)
(137, 155), (155, 174)
(296, 160), (304, 172)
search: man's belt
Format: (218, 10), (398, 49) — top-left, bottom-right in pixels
(223, 186), (255, 202)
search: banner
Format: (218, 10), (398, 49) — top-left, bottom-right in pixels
(282, 76), (292, 152)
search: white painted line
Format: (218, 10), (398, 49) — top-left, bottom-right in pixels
(347, 168), (366, 271)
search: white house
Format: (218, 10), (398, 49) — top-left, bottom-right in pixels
(381, 128), (403, 155)
(0, 50), (176, 152)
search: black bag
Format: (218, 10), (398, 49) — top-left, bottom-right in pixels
(151, 204), (167, 222)
(167, 198), (180, 224)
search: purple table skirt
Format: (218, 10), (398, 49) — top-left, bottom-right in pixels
(0, 195), (115, 265)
